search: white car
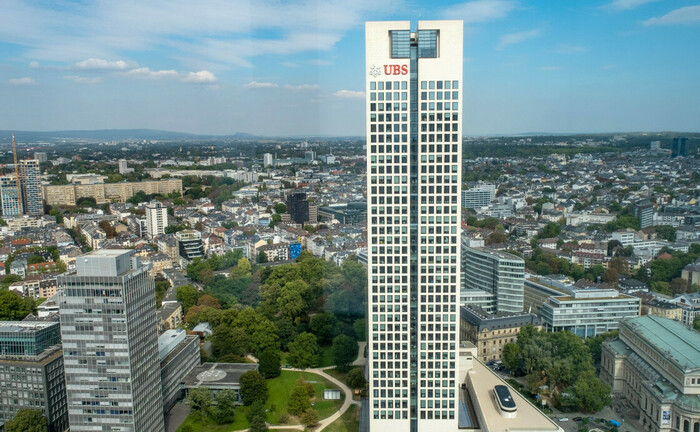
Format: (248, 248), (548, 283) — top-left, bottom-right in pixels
(558, 418), (569, 422)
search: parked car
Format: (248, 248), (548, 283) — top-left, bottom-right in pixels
(558, 418), (569, 422)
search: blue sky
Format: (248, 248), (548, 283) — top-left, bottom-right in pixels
(1, 0), (699, 136)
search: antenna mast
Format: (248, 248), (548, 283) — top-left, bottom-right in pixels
(12, 134), (23, 214)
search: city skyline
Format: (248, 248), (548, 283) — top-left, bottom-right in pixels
(1, 0), (699, 136)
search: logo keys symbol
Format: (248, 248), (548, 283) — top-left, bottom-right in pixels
(369, 65), (382, 78)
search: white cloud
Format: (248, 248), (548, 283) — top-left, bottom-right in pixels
(182, 70), (218, 84)
(497, 28), (542, 49)
(29, 61), (40, 69)
(126, 67), (179, 79)
(334, 90), (365, 99)
(8, 77), (35, 85)
(244, 81), (279, 89)
(64, 75), (102, 84)
(556, 44), (588, 53)
(602, 0), (659, 11)
(73, 58), (136, 70)
(643, 5), (700, 25)
(541, 66), (560, 71)
(442, 0), (517, 23)
(285, 84), (320, 91)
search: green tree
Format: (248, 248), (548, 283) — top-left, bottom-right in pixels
(301, 408), (320, 427)
(310, 312), (341, 345)
(212, 325), (249, 359)
(176, 285), (200, 313)
(332, 334), (358, 372)
(572, 370), (611, 413)
(694, 316), (700, 332)
(502, 343), (520, 372)
(273, 203), (287, 214)
(239, 370), (269, 406)
(539, 222), (561, 239)
(0, 290), (35, 320)
(258, 349), (281, 378)
(186, 387), (211, 417)
(288, 384), (311, 416)
(602, 268), (619, 285)
(347, 368), (367, 389)
(212, 389), (236, 424)
(288, 332), (320, 368)
(4, 409), (47, 432)
(247, 400), (269, 432)
(257, 251), (269, 264)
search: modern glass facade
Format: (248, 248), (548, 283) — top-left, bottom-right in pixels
(58, 249), (165, 432)
(462, 244), (524, 313)
(20, 159), (43, 216)
(366, 20), (463, 432)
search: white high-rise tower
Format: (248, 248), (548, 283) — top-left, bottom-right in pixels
(366, 20), (463, 432)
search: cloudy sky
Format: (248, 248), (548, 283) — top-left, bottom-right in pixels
(1, 0), (699, 136)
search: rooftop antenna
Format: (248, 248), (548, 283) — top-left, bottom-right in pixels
(11, 134), (24, 214)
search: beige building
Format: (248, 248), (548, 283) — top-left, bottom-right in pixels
(641, 299), (683, 322)
(601, 316), (700, 432)
(682, 260), (700, 286)
(43, 178), (182, 206)
(460, 306), (541, 362)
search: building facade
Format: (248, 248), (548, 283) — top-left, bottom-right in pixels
(287, 192), (310, 225)
(58, 249), (165, 431)
(145, 200), (169, 239)
(176, 230), (204, 266)
(0, 321), (68, 432)
(158, 330), (200, 413)
(601, 316), (700, 432)
(672, 136), (688, 158)
(366, 20), (463, 431)
(0, 175), (22, 217)
(462, 243), (524, 313)
(43, 178), (182, 206)
(461, 183), (496, 210)
(19, 159), (43, 216)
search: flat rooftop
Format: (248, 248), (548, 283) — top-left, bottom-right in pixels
(0, 321), (58, 332)
(464, 361), (563, 432)
(182, 362), (258, 389)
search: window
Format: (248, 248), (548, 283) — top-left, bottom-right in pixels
(418, 30), (438, 58)
(390, 30), (410, 58)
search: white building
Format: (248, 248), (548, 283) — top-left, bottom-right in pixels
(461, 183), (496, 210)
(263, 153), (273, 167)
(366, 20), (463, 431)
(145, 200), (169, 239)
(58, 249), (165, 431)
(462, 242), (524, 313)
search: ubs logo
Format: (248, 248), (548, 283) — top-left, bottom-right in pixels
(369, 64), (408, 77)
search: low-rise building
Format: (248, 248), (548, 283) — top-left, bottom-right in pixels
(182, 363), (258, 404)
(158, 329), (200, 413)
(459, 306), (541, 362)
(601, 316), (700, 432)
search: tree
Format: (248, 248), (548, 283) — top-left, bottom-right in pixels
(694, 316), (700, 332)
(288, 332), (320, 368)
(602, 268), (619, 285)
(4, 409), (47, 432)
(274, 203), (287, 214)
(176, 285), (200, 313)
(502, 343), (520, 372)
(288, 384), (311, 416)
(257, 251), (269, 264)
(0, 290), (35, 320)
(301, 408), (320, 427)
(239, 370), (269, 406)
(670, 277), (691, 295)
(310, 312), (341, 345)
(247, 401), (268, 432)
(332, 334), (358, 372)
(258, 349), (281, 378)
(572, 370), (611, 413)
(197, 294), (221, 309)
(186, 387), (211, 417)
(212, 325), (249, 359)
(540, 222), (562, 239)
(212, 389), (236, 424)
(346, 368), (366, 389)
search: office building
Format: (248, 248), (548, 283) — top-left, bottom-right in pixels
(287, 192), (310, 224)
(633, 200), (654, 229)
(263, 153), (273, 167)
(0, 321), (68, 432)
(0, 176), (22, 217)
(461, 184), (496, 210)
(118, 159), (133, 174)
(34, 152), (48, 163)
(672, 136), (688, 158)
(524, 275), (640, 337)
(462, 242), (524, 313)
(19, 159), (44, 216)
(182, 363), (259, 403)
(601, 316), (700, 432)
(459, 306), (540, 362)
(145, 200), (169, 239)
(459, 288), (494, 313)
(366, 20), (463, 430)
(176, 230), (204, 266)
(158, 329), (200, 413)
(58, 249), (165, 432)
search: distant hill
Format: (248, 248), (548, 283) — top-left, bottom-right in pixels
(0, 129), (252, 142)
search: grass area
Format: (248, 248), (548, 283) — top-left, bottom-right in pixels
(325, 366), (361, 387)
(324, 404), (360, 432)
(177, 370), (344, 431)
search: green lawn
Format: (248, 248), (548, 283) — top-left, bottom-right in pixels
(177, 370), (344, 431)
(324, 404), (360, 432)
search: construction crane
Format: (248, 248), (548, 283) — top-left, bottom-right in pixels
(11, 134), (23, 214)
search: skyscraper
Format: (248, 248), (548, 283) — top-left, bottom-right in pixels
(145, 200), (169, 239)
(366, 20), (463, 431)
(0, 175), (22, 217)
(58, 249), (165, 431)
(287, 191), (310, 224)
(672, 136), (687, 158)
(19, 159), (43, 216)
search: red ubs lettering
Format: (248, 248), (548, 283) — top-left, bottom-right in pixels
(383, 65), (408, 75)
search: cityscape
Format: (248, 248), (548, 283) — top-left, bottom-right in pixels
(1, 2), (700, 432)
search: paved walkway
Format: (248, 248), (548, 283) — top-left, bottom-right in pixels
(351, 342), (366, 366)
